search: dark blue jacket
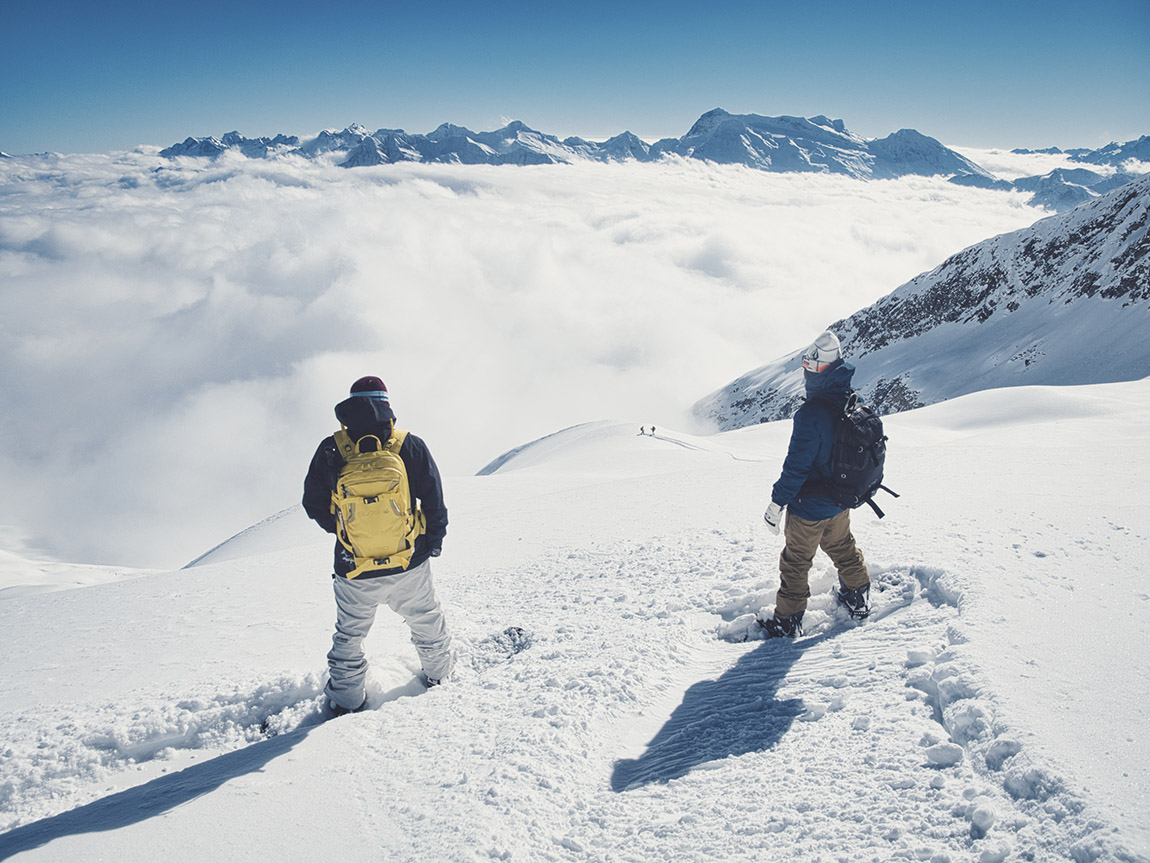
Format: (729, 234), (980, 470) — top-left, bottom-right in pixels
(770, 360), (855, 521)
(302, 395), (448, 578)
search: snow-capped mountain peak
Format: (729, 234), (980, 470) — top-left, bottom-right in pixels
(428, 122), (472, 141)
(868, 128), (993, 179)
(808, 115), (848, 134)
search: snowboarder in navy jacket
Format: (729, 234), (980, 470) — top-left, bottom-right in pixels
(761, 331), (871, 636)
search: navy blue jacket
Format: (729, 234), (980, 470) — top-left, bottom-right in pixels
(770, 360), (855, 521)
(302, 395), (448, 578)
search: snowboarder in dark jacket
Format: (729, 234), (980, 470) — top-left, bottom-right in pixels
(761, 331), (870, 636)
(303, 376), (453, 714)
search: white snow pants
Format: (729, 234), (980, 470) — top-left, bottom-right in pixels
(324, 559), (453, 710)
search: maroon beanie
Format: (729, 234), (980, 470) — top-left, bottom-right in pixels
(349, 376), (389, 402)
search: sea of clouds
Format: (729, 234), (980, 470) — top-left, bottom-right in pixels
(0, 149), (1055, 568)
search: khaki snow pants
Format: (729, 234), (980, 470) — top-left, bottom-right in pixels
(325, 559), (453, 710)
(775, 509), (869, 619)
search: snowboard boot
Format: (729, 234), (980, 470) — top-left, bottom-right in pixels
(836, 583), (871, 619)
(423, 675), (442, 688)
(326, 697), (367, 718)
(758, 611), (804, 639)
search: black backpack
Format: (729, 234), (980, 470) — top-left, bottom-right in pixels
(804, 392), (899, 518)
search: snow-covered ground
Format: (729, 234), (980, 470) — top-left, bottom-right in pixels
(1, 379), (1147, 862)
(0, 550), (153, 600)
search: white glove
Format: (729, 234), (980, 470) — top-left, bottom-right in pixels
(763, 502), (783, 535)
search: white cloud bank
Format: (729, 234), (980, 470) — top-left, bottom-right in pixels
(0, 151), (1049, 567)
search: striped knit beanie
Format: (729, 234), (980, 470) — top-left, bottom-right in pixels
(349, 376), (389, 402)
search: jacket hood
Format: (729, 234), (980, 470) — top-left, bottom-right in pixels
(334, 395), (397, 433)
(804, 359), (855, 400)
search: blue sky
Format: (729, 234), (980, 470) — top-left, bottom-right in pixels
(2, 0), (1148, 154)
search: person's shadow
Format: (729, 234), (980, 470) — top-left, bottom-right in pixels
(611, 633), (829, 792)
(0, 722), (313, 860)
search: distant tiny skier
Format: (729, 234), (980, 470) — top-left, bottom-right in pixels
(650, 426), (656, 436)
(639, 426), (647, 436)
(761, 331), (870, 636)
(302, 377), (453, 716)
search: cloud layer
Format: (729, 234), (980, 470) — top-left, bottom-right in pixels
(0, 151), (1048, 567)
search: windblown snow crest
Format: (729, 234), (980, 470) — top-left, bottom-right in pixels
(694, 174), (1150, 430)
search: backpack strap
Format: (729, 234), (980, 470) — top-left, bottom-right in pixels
(862, 485), (901, 519)
(333, 426), (356, 459)
(385, 428), (409, 452)
(334, 425), (408, 455)
(378, 429), (422, 544)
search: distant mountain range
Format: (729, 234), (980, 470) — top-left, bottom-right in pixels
(971, 136), (1150, 210)
(1013, 135), (1150, 167)
(950, 165), (1145, 212)
(160, 110), (989, 181)
(693, 174), (1150, 429)
(157, 111), (1147, 212)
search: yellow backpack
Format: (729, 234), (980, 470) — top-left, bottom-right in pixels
(331, 427), (425, 578)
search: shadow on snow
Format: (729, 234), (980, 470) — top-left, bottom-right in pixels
(0, 724), (314, 860)
(611, 631), (838, 792)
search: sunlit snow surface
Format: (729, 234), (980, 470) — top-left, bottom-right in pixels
(1, 381), (1147, 862)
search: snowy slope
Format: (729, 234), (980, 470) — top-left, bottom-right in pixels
(695, 175), (1150, 430)
(0, 550), (153, 600)
(1, 381), (1147, 862)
